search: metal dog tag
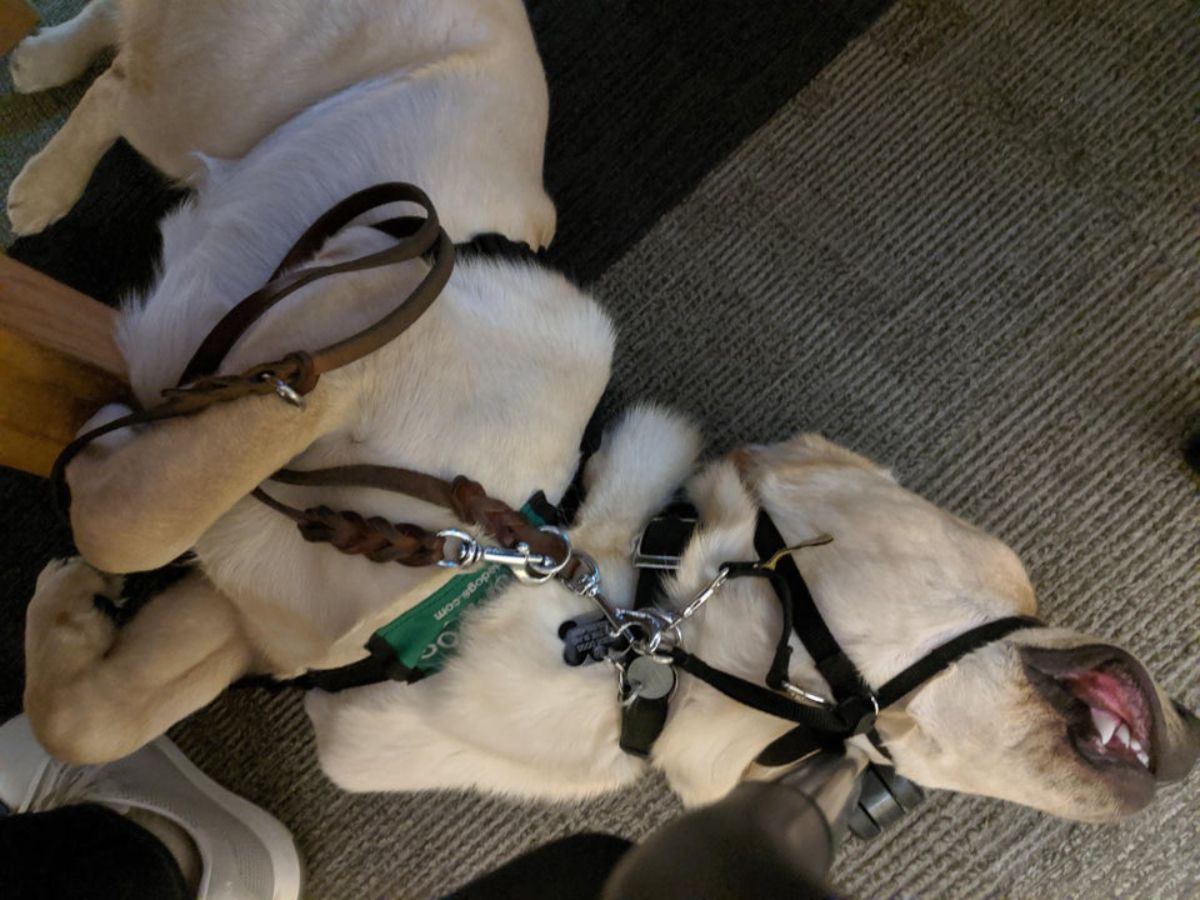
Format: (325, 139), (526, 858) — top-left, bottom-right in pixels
(625, 656), (676, 701)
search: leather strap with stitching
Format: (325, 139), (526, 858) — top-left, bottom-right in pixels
(178, 183), (450, 385)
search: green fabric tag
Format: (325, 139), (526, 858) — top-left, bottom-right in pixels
(372, 504), (545, 674)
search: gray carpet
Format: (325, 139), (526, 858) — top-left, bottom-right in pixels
(594, 1), (1200, 896)
(3, 0), (1198, 897)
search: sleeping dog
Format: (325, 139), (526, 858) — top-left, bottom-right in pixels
(12, 0), (1198, 833)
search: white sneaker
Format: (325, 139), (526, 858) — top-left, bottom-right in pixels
(0, 714), (302, 900)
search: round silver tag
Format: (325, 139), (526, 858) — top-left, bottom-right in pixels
(626, 656), (676, 701)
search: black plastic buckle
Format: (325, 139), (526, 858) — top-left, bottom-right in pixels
(632, 513), (698, 570)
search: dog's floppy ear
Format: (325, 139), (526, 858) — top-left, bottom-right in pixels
(733, 433), (896, 483)
(68, 388), (341, 573)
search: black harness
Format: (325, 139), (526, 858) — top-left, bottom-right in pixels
(614, 503), (1042, 771)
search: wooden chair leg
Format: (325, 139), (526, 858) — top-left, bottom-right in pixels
(0, 0), (37, 55)
(0, 255), (128, 477)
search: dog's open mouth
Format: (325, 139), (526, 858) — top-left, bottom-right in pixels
(1021, 645), (1161, 781)
(1060, 662), (1152, 770)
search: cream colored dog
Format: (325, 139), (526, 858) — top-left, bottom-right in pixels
(11, 0), (1198, 829)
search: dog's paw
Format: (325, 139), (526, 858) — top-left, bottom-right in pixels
(9, 31), (91, 94)
(6, 152), (84, 235)
(28, 558), (120, 648)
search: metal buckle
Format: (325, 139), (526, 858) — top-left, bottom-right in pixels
(834, 692), (881, 735)
(778, 681), (832, 708)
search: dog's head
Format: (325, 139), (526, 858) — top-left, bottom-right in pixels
(732, 434), (1199, 823)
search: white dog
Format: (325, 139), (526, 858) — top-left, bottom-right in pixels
(10, 0), (1198, 832)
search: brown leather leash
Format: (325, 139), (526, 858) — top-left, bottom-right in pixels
(52, 182), (569, 571)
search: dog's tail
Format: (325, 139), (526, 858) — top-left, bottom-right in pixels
(571, 404), (702, 543)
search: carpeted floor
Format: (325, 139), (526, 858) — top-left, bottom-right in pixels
(2, 0), (1197, 898)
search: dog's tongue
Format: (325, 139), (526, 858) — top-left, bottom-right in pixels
(1062, 664), (1152, 763)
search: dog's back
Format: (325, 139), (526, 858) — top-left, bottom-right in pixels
(7, 0), (556, 240)
(115, 0), (546, 178)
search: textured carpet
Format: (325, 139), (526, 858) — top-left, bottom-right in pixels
(593, 1), (1200, 897)
(2, 0), (1198, 897)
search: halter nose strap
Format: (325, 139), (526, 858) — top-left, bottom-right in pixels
(755, 612), (1042, 767)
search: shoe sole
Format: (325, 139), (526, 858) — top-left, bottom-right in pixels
(152, 738), (304, 900)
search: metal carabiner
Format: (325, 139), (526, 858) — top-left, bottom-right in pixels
(516, 526), (572, 584)
(675, 565), (731, 624)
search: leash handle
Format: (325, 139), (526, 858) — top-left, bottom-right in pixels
(51, 183), (453, 519)
(179, 182), (447, 384)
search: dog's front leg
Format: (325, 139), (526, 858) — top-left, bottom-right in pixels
(9, 0), (119, 94)
(68, 386), (340, 573)
(7, 64), (123, 234)
(24, 559), (253, 764)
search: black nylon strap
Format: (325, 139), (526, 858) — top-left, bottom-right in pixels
(236, 633), (426, 694)
(721, 562), (795, 691)
(875, 615), (1042, 708)
(753, 513), (865, 703)
(669, 648), (850, 733)
(297, 634), (427, 692)
(456, 231), (540, 263)
(756, 725), (829, 768)
(755, 614), (1042, 767)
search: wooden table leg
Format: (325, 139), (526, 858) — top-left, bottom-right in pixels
(0, 0), (37, 55)
(0, 256), (129, 478)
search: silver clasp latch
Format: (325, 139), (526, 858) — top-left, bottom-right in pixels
(437, 526), (572, 584)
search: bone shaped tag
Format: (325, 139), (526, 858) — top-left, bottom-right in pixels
(559, 611), (626, 666)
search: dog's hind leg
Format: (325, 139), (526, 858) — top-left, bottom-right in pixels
(6, 64), (124, 235)
(23, 558), (253, 764)
(9, 0), (119, 93)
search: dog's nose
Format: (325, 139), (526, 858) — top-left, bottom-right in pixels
(1159, 699), (1200, 783)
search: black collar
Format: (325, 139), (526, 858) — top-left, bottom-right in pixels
(456, 230), (540, 263)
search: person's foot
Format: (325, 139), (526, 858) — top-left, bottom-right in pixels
(0, 714), (302, 899)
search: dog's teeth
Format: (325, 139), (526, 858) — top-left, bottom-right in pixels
(1091, 709), (1120, 744)
(1129, 738), (1143, 754)
(1136, 750), (1150, 767)
(1114, 723), (1131, 747)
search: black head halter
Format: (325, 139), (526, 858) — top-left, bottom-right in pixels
(633, 507), (1043, 769)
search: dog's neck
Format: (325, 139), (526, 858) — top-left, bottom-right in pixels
(648, 457), (1028, 804)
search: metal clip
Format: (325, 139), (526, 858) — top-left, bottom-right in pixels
(779, 681), (832, 708)
(437, 526), (571, 584)
(564, 552), (626, 630)
(675, 566), (730, 624)
(757, 534), (834, 571)
(261, 373), (305, 408)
